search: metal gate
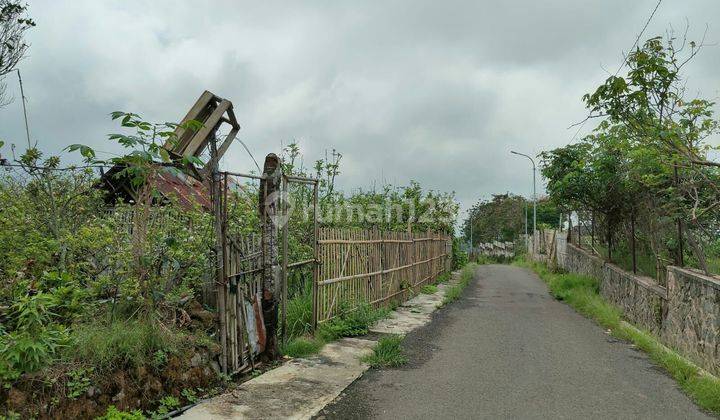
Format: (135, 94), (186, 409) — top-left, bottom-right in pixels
(211, 164), (319, 374)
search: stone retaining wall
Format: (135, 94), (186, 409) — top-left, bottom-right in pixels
(663, 266), (720, 374)
(553, 239), (720, 375)
(564, 244), (665, 334)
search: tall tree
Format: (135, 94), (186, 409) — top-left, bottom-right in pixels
(0, 1), (34, 107)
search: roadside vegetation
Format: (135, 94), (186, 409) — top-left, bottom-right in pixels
(539, 32), (720, 277)
(0, 118), (462, 418)
(442, 263), (477, 305)
(463, 193), (559, 247)
(516, 258), (720, 414)
(420, 285), (438, 294)
(362, 335), (408, 368)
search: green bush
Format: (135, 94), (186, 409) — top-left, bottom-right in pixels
(362, 335), (408, 368)
(0, 293), (70, 382)
(451, 238), (468, 269)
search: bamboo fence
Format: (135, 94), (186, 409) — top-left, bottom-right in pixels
(314, 227), (451, 324)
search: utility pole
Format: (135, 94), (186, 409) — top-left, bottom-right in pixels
(511, 151), (537, 254)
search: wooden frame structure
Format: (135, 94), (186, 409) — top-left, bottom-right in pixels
(164, 90), (240, 177)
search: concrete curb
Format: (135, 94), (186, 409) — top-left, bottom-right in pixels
(179, 270), (463, 419)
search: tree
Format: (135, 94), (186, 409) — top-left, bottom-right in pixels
(0, 1), (35, 107)
(543, 30), (720, 274)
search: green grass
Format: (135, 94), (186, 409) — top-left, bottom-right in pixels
(64, 318), (185, 371)
(285, 289), (313, 339)
(442, 263), (477, 305)
(420, 284), (438, 294)
(281, 336), (324, 358)
(317, 303), (389, 342)
(362, 335), (408, 368)
(515, 258), (720, 415)
(435, 272), (451, 284)
(282, 269), (456, 360)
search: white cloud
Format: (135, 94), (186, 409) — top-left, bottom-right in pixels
(1, 0), (718, 219)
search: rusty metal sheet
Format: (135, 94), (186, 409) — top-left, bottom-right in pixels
(244, 291), (267, 356)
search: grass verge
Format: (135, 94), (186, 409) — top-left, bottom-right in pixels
(515, 258), (720, 415)
(282, 268), (458, 360)
(281, 301), (390, 359)
(281, 337), (324, 358)
(442, 263), (477, 305)
(420, 284), (438, 294)
(362, 335), (408, 368)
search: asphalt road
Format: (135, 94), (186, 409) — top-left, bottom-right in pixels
(316, 264), (711, 420)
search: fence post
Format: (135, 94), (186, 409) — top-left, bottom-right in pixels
(674, 164), (684, 266)
(210, 139), (228, 374)
(631, 213), (637, 274)
(259, 153), (281, 359)
(311, 181), (319, 331)
(280, 175), (289, 347)
(591, 210), (595, 250)
(607, 220), (612, 262)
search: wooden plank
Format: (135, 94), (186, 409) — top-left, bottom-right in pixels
(166, 90), (215, 153)
(183, 99), (232, 158)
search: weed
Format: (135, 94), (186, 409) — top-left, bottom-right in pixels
(281, 337), (324, 358)
(181, 388), (198, 404)
(362, 335), (408, 368)
(66, 367), (93, 399)
(285, 284), (313, 339)
(420, 284), (438, 294)
(95, 405), (145, 420)
(442, 263), (477, 305)
(148, 395), (180, 419)
(317, 303), (388, 342)
(435, 272), (450, 284)
(151, 349), (168, 369)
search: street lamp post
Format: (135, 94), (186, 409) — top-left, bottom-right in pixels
(511, 150), (537, 254)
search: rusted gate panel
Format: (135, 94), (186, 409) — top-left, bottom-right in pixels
(214, 170), (319, 373)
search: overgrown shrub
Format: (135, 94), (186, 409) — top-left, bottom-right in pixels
(0, 293), (70, 382)
(451, 238), (468, 269)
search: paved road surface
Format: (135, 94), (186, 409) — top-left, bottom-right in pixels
(317, 264), (710, 419)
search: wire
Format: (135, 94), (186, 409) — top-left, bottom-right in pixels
(615, 0), (663, 77)
(569, 0), (663, 142)
(239, 138), (261, 173)
(0, 161), (112, 171)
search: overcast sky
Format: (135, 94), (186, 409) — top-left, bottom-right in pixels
(0, 0), (719, 218)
